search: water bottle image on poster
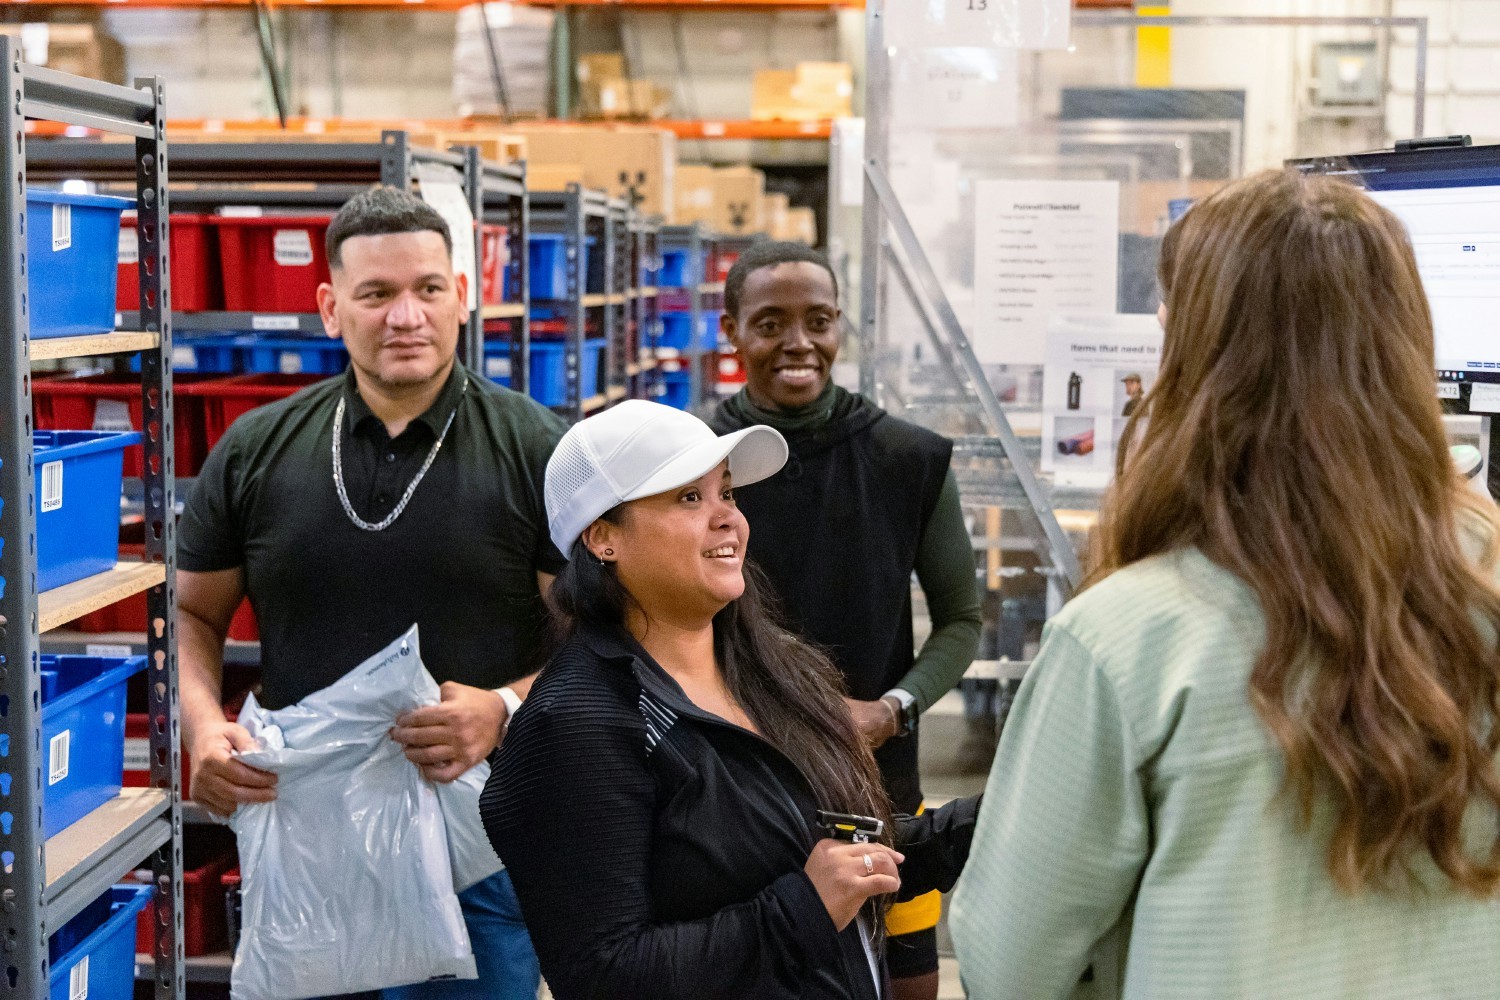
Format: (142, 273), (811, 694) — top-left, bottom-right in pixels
(1042, 314), (1163, 488)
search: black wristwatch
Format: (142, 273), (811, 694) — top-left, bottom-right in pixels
(881, 689), (918, 738)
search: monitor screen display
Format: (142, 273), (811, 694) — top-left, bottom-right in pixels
(1289, 144), (1500, 388)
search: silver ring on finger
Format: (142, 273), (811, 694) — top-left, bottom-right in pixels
(862, 853), (874, 875)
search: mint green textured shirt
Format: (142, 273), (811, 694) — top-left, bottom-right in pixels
(950, 547), (1500, 1000)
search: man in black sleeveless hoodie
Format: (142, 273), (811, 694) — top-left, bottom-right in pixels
(710, 241), (982, 1000)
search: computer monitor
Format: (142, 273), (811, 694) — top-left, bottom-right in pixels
(1290, 143), (1500, 392)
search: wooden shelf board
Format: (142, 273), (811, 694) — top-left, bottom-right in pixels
(581, 294), (609, 307)
(40, 563), (166, 634)
(30, 331), (159, 362)
(481, 303), (527, 319)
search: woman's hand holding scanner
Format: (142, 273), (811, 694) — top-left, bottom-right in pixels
(805, 810), (901, 930)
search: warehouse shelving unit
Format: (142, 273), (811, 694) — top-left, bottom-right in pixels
(628, 212), (664, 402)
(3, 36), (185, 999)
(659, 223), (722, 413)
(466, 148), (531, 382)
(529, 185), (612, 420)
(28, 131), (522, 383)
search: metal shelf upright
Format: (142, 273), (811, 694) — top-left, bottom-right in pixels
(3, 36), (185, 999)
(529, 185), (612, 421)
(603, 199), (632, 406)
(464, 151), (531, 388)
(629, 212), (664, 400)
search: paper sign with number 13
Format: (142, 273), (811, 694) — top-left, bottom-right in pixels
(889, 0), (1070, 51)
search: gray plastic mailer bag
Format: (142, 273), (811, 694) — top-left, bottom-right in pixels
(228, 625), (480, 999)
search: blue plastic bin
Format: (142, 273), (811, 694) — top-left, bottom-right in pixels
(239, 337), (349, 375)
(659, 371), (691, 410)
(485, 339), (605, 406)
(40, 654), (147, 838)
(26, 191), (135, 339)
(49, 885), (154, 1000)
(529, 234), (599, 301)
(659, 312), (721, 352)
(34, 430), (142, 593)
(659, 249), (691, 288)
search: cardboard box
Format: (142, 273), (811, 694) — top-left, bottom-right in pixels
(526, 162), (587, 192)
(1, 24), (125, 84)
(764, 193), (792, 240)
(673, 165), (718, 226)
(784, 207), (818, 246)
(752, 62), (852, 122)
(510, 124), (676, 216)
(713, 166), (766, 235)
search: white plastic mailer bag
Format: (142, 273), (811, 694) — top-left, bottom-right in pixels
(228, 625), (479, 999)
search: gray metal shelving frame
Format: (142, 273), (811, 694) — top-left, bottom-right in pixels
(629, 213), (664, 402)
(466, 153), (531, 390)
(660, 224), (729, 414)
(3, 37), (185, 999)
(529, 185), (611, 422)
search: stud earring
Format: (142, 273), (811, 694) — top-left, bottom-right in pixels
(603, 548), (614, 557)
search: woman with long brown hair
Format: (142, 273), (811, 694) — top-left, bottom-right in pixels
(480, 400), (978, 1000)
(950, 169), (1500, 999)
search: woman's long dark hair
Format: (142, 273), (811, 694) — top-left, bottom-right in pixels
(549, 510), (895, 896)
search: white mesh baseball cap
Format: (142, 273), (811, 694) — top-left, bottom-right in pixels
(545, 399), (789, 557)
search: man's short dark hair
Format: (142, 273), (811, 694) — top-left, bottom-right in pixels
(724, 241), (839, 318)
(326, 186), (453, 268)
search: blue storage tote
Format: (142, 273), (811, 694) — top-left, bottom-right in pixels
(26, 191), (136, 339)
(40, 654), (147, 838)
(485, 339), (605, 407)
(658, 312), (720, 352)
(658, 371), (691, 410)
(529, 234), (599, 301)
(49, 885), (153, 1000)
(34, 430), (142, 593)
(238, 336), (349, 375)
(659, 249), (691, 288)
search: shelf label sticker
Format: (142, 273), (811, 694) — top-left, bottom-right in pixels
(280, 351), (304, 374)
(1438, 382), (1461, 400)
(173, 345), (199, 370)
(123, 737), (149, 774)
(49, 729), (70, 786)
(252, 314), (302, 332)
(92, 399), (134, 433)
(1470, 383), (1500, 412)
(69, 955), (88, 1000)
(273, 229), (315, 267)
(218, 205), (263, 218)
(485, 356), (512, 379)
(52, 203), (72, 252)
(86, 643), (133, 659)
(118, 227), (139, 266)
(41, 461), (63, 513)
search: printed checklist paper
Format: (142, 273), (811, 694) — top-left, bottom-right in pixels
(974, 180), (1121, 365)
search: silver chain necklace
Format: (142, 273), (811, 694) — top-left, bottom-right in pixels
(332, 377), (468, 532)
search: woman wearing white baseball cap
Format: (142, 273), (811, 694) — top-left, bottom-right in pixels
(479, 400), (978, 1000)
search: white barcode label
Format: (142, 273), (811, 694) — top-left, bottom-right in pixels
(273, 229), (314, 267)
(49, 729), (70, 786)
(252, 314), (301, 332)
(92, 399), (133, 433)
(485, 357), (511, 379)
(279, 352), (304, 374)
(69, 955), (88, 1000)
(52, 203), (72, 252)
(85, 643), (133, 658)
(117, 227), (139, 266)
(41, 461), (63, 513)
(123, 736), (149, 773)
(173, 345), (198, 370)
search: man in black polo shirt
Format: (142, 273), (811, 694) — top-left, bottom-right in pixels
(177, 187), (564, 1000)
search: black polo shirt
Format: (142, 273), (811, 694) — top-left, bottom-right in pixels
(179, 361), (568, 709)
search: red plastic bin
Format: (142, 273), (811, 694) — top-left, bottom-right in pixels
(116, 214), (223, 313)
(68, 544), (260, 641)
(32, 372), (220, 478)
(134, 826), (237, 958)
(197, 373), (328, 454)
(215, 215), (332, 314)
(481, 224), (509, 306)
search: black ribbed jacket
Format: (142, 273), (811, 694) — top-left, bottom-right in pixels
(479, 628), (979, 1000)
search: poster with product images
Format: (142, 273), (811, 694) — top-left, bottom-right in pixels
(1041, 313), (1163, 488)
(973, 179), (1121, 364)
